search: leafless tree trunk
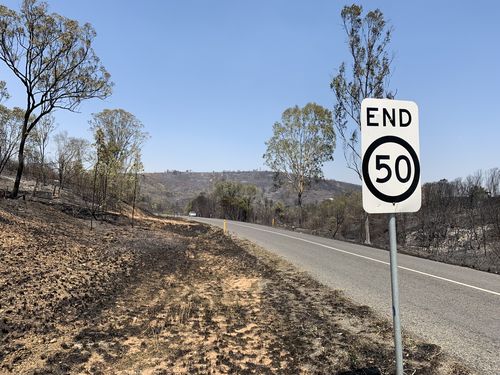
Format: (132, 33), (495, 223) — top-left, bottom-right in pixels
(364, 214), (371, 244)
(131, 170), (138, 227)
(13, 128), (28, 197)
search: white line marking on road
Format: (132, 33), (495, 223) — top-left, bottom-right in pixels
(223, 221), (500, 297)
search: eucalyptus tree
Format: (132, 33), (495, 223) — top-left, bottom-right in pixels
(54, 131), (89, 192)
(129, 149), (143, 226)
(264, 102), (335, 225)
(212, 181), (258, 221)
(90, 109), (147, 212)
(0, 82), (20, 175)
(330, 4), (395, 243)
(0, 0), (112, 197)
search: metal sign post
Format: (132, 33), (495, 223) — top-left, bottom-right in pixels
(388, 213), (403, 374)
(360, 98), (421, 375)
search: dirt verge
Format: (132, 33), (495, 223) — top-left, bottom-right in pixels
(0, 200), (471, 374)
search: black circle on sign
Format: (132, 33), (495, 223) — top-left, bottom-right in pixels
(362, 135), (420, 203)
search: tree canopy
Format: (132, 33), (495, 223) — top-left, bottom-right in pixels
(263, 102), (335, 213)
(90, 109), (147, 212)
(0, 0), (112, 196)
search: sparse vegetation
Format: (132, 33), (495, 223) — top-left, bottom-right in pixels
(139, 170), (359, 215)
(89, 109), (147, 217)
(183, 168), (499, 273)
(0, 198), (471, 374)
(0, 0), (112, 197)
(0, 104), (22, 175)
(0, 2), (146, 224)
(0, 0), (493, 373)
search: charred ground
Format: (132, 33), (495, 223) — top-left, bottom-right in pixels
(0, 198), (471, 374)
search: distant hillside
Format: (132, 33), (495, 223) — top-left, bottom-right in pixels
(139, 170), (359, 213)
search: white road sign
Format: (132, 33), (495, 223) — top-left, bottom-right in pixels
(361, 98), (421, 213)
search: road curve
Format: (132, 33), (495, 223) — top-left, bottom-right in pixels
(191, 217), (500, 374)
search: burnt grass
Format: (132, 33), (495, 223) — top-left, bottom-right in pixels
(0, 199), (471, 374)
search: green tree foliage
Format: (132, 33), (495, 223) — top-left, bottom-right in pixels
(303, 191), (363, 239)
(0, 0), (112, 197)
(90, 109), (147, 213)
(263, 102), (335, 221)
(188, 181), (258, 222)
(213, 181), (257, 221)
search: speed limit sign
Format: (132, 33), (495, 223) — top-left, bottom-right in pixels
(361, 98), (421, 213)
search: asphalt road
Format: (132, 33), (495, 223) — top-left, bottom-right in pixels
(191, 217), (500, 374)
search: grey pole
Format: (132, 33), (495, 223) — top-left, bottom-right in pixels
(389, 212), (404, 374)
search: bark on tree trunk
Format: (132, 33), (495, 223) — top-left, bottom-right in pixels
(42, 160), (46, 186)
(12, 134), (27, 198)
(32, 178), (39, 198)
(364, 213), (371, 245)
(132, 171), (138, 227)
(91, 163), (98, 231)
(102, 173), (108, 221)
(298, 192), (303, 227)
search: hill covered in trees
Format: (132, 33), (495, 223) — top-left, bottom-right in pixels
(139, 170), (359, 213)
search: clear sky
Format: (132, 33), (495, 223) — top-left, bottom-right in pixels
(1, 0), (499, 184)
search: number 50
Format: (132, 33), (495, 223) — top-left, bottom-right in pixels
(376, 154), (411, 183)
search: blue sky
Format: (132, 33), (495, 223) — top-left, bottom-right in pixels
(1, 0), (499, 184)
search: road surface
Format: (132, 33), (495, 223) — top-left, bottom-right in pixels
(191, 217), (500, 374)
